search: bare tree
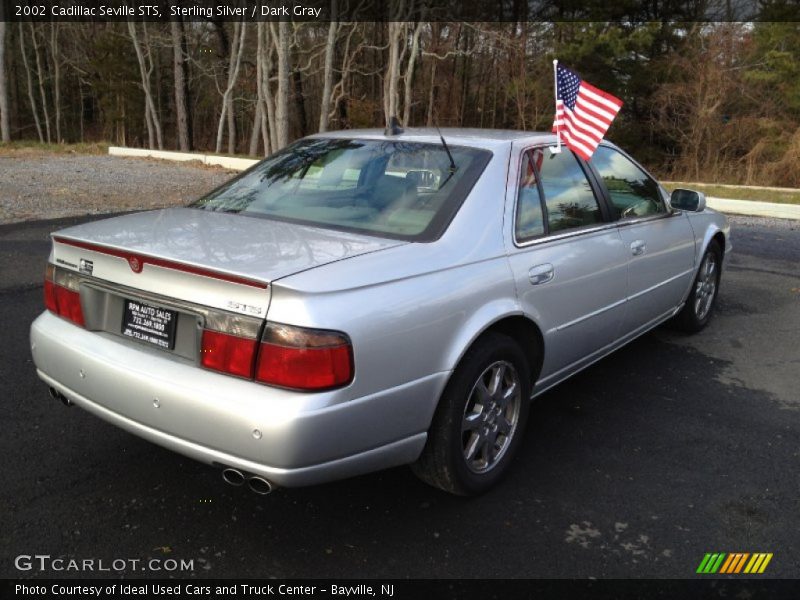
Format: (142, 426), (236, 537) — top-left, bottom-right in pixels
(19, 25), (44, 142)
(328, 22), (365, 130)
(50, 24), (62, 142)
(383, 22), (404, 125)
(214, 21), (246, 154)
(171, 17), (191, 151)
(271, 21), (291, 149)
(0, 21), (10, 142)
(29, 24), (51, 143)
(128, 21), (163, 149)
(402, 21), (424, 126)
(258, 22), (278, 154)
(318, 0), (339, 132)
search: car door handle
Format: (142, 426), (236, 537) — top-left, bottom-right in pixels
(528, 263), (554, 285)
(630, 240), (646, 256)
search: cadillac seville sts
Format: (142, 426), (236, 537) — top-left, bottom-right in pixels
(30, 129), (730, 495)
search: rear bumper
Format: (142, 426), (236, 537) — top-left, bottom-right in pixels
(30, 311), (446, 487)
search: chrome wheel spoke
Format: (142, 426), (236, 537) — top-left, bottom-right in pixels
(462, 411), (482, 433)
(475, 380), (491, 405)
(499, 381), (517, 407)
(464, 433), (482, 462)
(487, 364), (505, 397)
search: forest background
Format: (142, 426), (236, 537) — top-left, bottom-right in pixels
(1, 5), (799, 186)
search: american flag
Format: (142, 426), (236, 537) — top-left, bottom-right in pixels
(552, 65), (623, 161)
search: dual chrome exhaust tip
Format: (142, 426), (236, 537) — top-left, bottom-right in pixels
(222, 468), (274, 495)
(49, 386), (73, 407)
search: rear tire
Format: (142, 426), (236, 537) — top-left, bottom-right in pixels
(411, 332), (532, 496)
(671, 240), (722, 333)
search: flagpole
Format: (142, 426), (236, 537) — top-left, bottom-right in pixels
(551, 59), (561, 154)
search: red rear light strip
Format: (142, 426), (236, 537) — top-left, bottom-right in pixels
(255, 342), (353, 391)
(53, 237), (269, 289)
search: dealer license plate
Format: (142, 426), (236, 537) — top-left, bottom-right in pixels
(121, 299), (178, 350)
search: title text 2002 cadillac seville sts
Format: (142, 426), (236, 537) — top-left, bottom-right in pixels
(30, 129), (730, 495)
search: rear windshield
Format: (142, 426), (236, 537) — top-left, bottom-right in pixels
(191, 138), (492, 241)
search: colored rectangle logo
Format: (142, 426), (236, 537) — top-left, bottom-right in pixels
(697, 553), (772, 574)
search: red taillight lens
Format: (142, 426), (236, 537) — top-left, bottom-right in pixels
(255, 323), (353, 391)
(201, 329), (258, 379)
(45, 264), (85, 327)
(44, 265), (58, 312)
(54, 285), (85, 326)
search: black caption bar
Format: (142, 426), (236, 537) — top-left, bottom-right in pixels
(4, 579), (800, 600)
(0, 0), (783, 23)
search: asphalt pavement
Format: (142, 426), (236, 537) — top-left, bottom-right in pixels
(1, 214), (798, 579)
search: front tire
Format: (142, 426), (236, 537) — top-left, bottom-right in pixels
(672, 240), (722, 332)
(411, 332), (532, 496)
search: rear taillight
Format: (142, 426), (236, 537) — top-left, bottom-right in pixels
(200, 313), (262, 379)
(255, 323), (353, 391)
(45, 264), (85, 327)
(201, 317), (352, 390)
(201, 330), (258, 378)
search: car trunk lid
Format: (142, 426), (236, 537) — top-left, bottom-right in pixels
(51, 207), (405, 318)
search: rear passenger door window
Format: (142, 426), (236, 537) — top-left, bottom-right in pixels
(539, 149), (604, 233)
(514, 148), (604, 242)
(591, 146), (666, 219)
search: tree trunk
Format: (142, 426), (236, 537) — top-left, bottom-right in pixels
(402, 21), (423, 126)
(50, 24), (62, 142)
(30, 24), (51, 143)
(383, 22), (403, 126)
(293, 68), (307, 137)
(171, 18), (191, 151)
(259, 23), (278, 153)
(19, 25), (44, 142)
(318, 3), (337, 132)
(0, 21), (10, 142)
(215, 21), (246, 154)
(248, 101), (262, 156)
(227, 93), (236, 154)
(142, 23), (163, 149)
(426, 61), (436, 127)
(256, 23), (273, 156)
(272, 21), (290, 150)
(128, 21), (163, 150)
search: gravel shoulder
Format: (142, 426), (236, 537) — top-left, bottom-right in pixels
(0, 153), (236, 224)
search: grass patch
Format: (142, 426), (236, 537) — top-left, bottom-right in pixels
(664, 182), (800, 205)
(0, 141), (110, 156)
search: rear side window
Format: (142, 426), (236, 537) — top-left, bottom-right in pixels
(538, 150), (603, 233)
(591, 146), (666, 219)
(514, 149), (546, 242)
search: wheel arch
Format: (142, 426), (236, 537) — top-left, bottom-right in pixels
(444, 312), (545, 399)
(680, 219), (727, 305)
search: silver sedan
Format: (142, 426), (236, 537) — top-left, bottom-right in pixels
(30, 129), (730, 495)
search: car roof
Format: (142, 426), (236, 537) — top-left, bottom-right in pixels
(306, 128), (559, 151)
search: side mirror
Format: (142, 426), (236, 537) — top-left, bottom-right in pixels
(670, 188), (706, 212)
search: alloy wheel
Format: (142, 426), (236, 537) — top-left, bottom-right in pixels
(461, 360), (522, 474)
(694, 252), (718, 320)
